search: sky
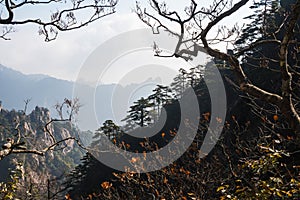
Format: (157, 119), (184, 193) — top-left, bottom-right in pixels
(0, 0), (253, 83)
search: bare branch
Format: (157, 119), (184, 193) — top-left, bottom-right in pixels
(199, 0), (250, 45)
(0, 0), (13, 24)
(0, 0), (118, 41)
(11, 0), (61, 9)
(0, 26), (14, 40)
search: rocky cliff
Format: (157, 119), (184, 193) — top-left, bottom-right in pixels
(0, 105), (88, 198)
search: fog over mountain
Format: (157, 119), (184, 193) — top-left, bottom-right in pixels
(0, 64), (159, 130)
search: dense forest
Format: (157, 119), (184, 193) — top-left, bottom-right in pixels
(1, 0), (300, 199)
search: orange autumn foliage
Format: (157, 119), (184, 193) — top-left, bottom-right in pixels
(101, 181), (112, 189)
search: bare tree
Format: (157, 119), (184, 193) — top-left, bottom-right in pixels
(0, 0), (118, 41)
(136, 0), (300, 137)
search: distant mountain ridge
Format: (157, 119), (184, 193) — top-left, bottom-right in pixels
(0, 64), (160, 130)
(0, 64), (73, 111)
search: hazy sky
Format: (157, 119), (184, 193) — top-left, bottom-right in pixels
(0, 0), (252, 83)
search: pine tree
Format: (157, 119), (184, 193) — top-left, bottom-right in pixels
(171, 68), (188, 98)
(122, 97), (153, 130)
(235, 0), (280, 47)
(186, 66), (204, 87)
(91, 120), (122, 147)
(148, 84), (172, 120)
